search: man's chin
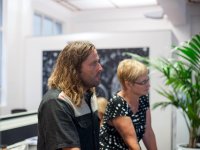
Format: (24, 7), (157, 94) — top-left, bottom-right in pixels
(94, 81), (101, 87)
(84, 81), (101, 89)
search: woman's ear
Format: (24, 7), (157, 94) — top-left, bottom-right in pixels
(124, 80), (132, 88)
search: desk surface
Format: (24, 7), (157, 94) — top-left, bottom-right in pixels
(0, 111), (37, 131)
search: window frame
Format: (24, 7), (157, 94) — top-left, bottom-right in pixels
(33, 12), (63, 36)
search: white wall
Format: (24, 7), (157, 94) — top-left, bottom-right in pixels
(25, 31), (173, 150)
(68, 4), (200, 42)
(1, 0), (33, 114)
(0, 0), (70, 114)
(68, 6), (172, 33)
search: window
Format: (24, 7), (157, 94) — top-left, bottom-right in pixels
(33, 12), (63, 36)
(33, 13), (42, 36)
(54, 22), (62, 35)
(43, 16), (53, 36)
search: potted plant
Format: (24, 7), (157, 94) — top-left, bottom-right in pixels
(127, 33), (200, 149)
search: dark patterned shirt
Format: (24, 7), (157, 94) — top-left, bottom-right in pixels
(37, 89), (99, 150)
(99, 94), (149, 150)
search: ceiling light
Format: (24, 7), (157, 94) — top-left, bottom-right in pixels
(110, 0), (157, 7)
(144, 10), (164, 19)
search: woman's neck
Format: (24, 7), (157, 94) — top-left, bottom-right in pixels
(118, 89), (139, 113)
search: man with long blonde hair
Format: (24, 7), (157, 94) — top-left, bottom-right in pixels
(37, 41), (103, 150)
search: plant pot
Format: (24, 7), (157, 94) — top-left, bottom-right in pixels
(177, 144), (200, 150)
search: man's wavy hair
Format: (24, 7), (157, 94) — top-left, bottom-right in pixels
(48, 41), (96, 107)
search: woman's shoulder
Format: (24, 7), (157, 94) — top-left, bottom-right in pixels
(139, 95), (149, 100)
(139, 95), (149, 108)
(109, 94), (127, 105)
(104, 94), (129, 119)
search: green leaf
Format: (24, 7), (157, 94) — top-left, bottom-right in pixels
(126, 34), (200, 147)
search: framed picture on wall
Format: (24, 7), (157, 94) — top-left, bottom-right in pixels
(96, 48), (149, 99)
(42, 47), (149, 99)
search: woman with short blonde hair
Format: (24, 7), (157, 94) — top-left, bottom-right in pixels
(99, 59), (157, 150)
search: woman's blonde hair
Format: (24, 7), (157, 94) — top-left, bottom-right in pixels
(48, 41), (96, 107)
(117, 59), (148, 88)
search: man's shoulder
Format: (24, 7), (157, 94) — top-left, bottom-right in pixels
(38, 89), (61, 111)
(43, 89), (61, 101)
(38, 89), (75, 117)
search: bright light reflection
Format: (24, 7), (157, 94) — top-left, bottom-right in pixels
(110, 0), (157, 7)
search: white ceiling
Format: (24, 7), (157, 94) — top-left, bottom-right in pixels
(51, 0), (200, 25)
(52, 0), (158, 11)
(52, 0), (200, 12)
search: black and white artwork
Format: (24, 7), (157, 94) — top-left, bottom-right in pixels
(96, 48), (149, 99)
(42, 48), (149, 99)
(42, 50), (60, 95)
